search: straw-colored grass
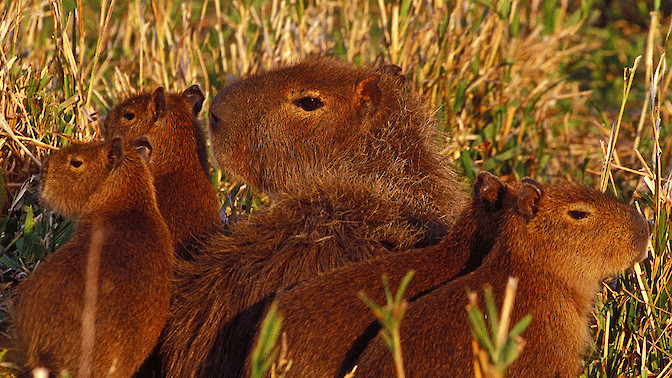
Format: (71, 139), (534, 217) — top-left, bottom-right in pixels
(1, 0), (670, 376)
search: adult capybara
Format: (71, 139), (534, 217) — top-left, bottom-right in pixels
(207, 56), (467, 241)
(355, 179), (650, 377)
(249, 171), (518, 377)
(15, 138), (173, 377)
(207, 57), (464, 217)
(162, 57), (468, 378)
(103, 85), (222, 256)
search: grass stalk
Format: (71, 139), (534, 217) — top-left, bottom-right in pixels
(599, 56), (641, 193)
(359, 271), (414, 378)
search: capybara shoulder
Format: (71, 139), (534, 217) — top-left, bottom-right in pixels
(103, 86), (221, 253)
(355, 179), (650, 377)
(250, 172), (518, 377)
(163, 170), (448, 378)
(15, 138), (173, 377)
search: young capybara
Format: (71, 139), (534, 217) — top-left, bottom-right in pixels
(161, 58), (468, 378)
(103, 86), (223, 378)
(103, 85), (222, 256)
(245, 171), (519, 377)
(14, 138), (173, 377)
(354, 179), (650, 377)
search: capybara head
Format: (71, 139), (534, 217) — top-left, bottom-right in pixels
(102, 85), (208, 174)
(103, 86), (204, 140)
(39, 137), (151, 219)
(207, 57), (428, 194)
(510, 179), (650, 282)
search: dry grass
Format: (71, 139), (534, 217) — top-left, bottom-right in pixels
(0, 0), (671, 376)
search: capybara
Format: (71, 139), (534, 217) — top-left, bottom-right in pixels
(103, 85), (222, 256)
(103, 86), (224, 377)
(354, 178), (650, 377)
(207, 56), (466, 238)
(15, 138), (173, 377)
(249, 171), (519, 377)
(162, 57), (468, 378)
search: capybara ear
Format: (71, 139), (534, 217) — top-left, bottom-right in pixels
(474, 171), (504, 209)
(376, 64), (403, 77)
(98, 113), (107, 134)
(517, 177), (542, 218)
(182, 85), (205, 116)
(356, 74), (382, 107)
(132, 136), (153, 163)
(107, 137), (124, 170)
(152, 87), (167, 121)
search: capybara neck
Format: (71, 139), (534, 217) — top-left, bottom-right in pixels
(253, 172), (519, 378)
(103, 86), (222, 252)
(208, 57), (466, 223)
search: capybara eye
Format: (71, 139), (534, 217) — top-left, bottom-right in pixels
(295, 97), (324, 111)
(210, 112), (219, 125)
(70, 159), (83, 168)
(568, 210), (589, 220)
(123, 112), (135, 121)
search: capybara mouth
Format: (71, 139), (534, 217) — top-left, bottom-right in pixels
(604, 277), (620, 291)
(629, 212), (651, 265)
(635, 245), (649, 264)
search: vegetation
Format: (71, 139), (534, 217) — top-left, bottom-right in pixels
(359, 271), (415, 378)
(249, 302), (291, 378)
(467, 278), (531, 377)
(1, 0), (671, 376)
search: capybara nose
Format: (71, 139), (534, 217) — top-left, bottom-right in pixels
(634, 211), (652, 239)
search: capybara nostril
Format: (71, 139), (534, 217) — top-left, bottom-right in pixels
(638, 214), (651, 241)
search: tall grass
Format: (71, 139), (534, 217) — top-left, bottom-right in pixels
(0, 0), (670, 376)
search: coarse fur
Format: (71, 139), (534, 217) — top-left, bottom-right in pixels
(14, 139), (173, 377)
(250, 172), (518, 377)
(207, 56), (466, 236)
(162, 57), (468, 378)
(163, 170), (433, 377)
(103, 86), (222, 377)
(103, 85), (222, 256)
(355, 179), (650, 377)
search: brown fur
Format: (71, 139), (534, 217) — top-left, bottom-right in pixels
(207, 56), (466, 233)
(14, 139), (173, 377)
(355, 179), (650, 377)
(248, 172), (518, 377)
(162, 57), (468, 378)
(103, 87), (222, 376)
(103, 85), (222, 255)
